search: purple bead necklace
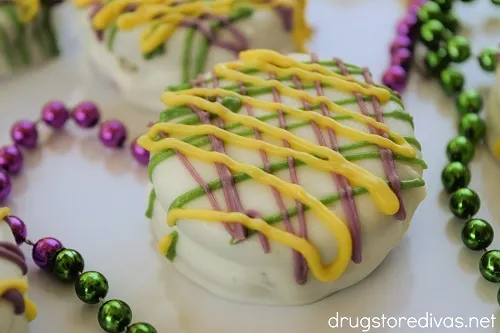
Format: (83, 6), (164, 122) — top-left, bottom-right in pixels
(1, 100), (157, 333)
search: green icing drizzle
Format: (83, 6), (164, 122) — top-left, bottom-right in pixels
(106, 22), (118, 52)
(182, 27), (196, 83)
(165, 230), (179, 261)
(144, 43), (166, 60)
(145, 189), (157, 219)
(0, 20), (15, 69)
(5, 5), (30, 65)
(33, 12), (50, 58)
(40, 6), (59, 57)
(159, 178), (424, 228)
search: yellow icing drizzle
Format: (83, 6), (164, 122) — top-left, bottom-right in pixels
(13, 0), (39, 23)
(0, 208), (38, 321)
(139, 50), (416, 282)
(158, 233), (173, 255)
(72, 0), (311, 53)
(493, 139), (500, 158)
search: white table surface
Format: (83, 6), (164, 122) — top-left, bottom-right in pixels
(1, 0), (500, 332)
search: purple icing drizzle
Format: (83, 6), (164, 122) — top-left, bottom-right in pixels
(0, 241), (27, 275)
(289, 53), (363, 264)
(2, 289), (25, 315)
(239, 81), (307, 284)
(335, 60), (407, 220)
(275, 6), (293, 32)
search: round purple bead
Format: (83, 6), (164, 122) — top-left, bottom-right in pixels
(382, 65), (408, 93)
(72, 101), (101, 128)
(0, 171), (11, 202)
(99, 120), (127, 148)
(10, 120), (38, 149)
(130, 137), (150, 165)
(390, 35), (413, 55)
(0, 145), (23, 175)
(32, 237), (63, 269)
(391, 48), (413, 69)
(397, 14), (418, 37)
(5, 216), (27, 245)
(42, 101), (70, 129)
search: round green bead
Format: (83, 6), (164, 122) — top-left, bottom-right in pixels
(477, 47), (499, 72)
(425, 48), (451, 75)
(420, 20), (447, 50)
(418, 2), (443, 23)
(449, 187), (480, 219)
(459, 113), (486, 143)
(442, 12), (460, 33)
(431, 0), (454, 12)
(462, 219), (494, 250)
(221, 96), (242, 113)
(98, 300), (132, 333)
(447, 36), (471, 63)
(75, 271), (109, 304)
(456, 89), (483, 114)
(127, 323), (158, 333)
(480, 250), (500, 283)
(441, 161), (471, 193)
(51, 249), (84, 282)
(492, 0), (500, 5)
(439, 68), (464, 95)
(446, 136), (475, 163)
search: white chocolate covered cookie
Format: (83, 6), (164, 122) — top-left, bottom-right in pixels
(72, 0), (312, 111)
(0, 1), (60, 77)
(140, 51), (426, 305)
(0, 208), (36, 333)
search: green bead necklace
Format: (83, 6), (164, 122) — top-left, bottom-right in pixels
(418, 0), (500, 305)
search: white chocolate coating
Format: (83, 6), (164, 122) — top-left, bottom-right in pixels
(486, 65), (500, 159)
(76, 7), (298, 111)
(0, 221), (28, 333)
(148, 54), (426, 305)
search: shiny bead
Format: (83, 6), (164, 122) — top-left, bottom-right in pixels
(10, 120), (38, 149)
(391, 48), (412, 69)
(447, 36), (471, 63)
(477, 47), (499, 72)
(130, 138), (150, 165)
(75, 271), (109, 304)
(462, 219), (494, 251)
(4, 216), (27, 245)
(439, 68), (464, 95)
(419, 20), (447, 50)
(456, 89), (483, 114)
(32, 237), (63, 269)
(51, 249), (84, 282)
(127, 323), (158, 333)
(221, 96), (242, 113)
(99, 120), (127, 148)
(0, 171), (11, 202)
(480, 250), (500, 283)
(449, 187), (480, 219)
(396, 14), (419, 36)
(441, 161), (471, 193)
(431, 0), (454, 12)
(0, 145), (23, 175)
(442, 12), (460, 33)
(425, 48), (451, 75)
(41, 101), (70, 129)
(98, 300), (133, 333)
(417, 2), (443, 23)
(390, 36), (412, 54)
(446, 136), (474, 163)
(459, 113), (486, 143)
(72, 101), (101, 128)
(381, 65), (407, 92)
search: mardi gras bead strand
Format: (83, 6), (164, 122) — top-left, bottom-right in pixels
(1, 101), (156, 333)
